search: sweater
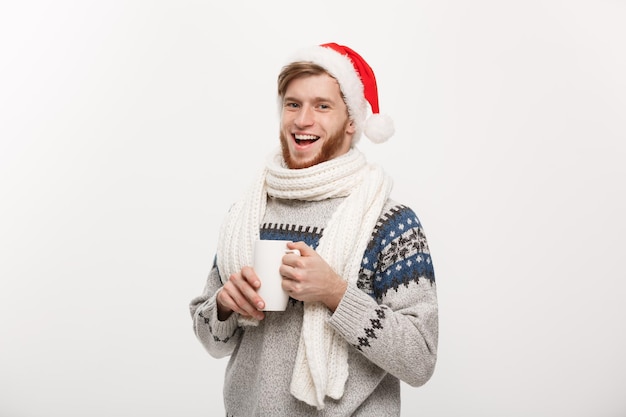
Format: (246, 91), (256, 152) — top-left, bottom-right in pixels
(189, 196), (438, 416)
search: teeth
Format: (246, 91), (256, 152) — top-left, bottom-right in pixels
(294, 134), (318, 140)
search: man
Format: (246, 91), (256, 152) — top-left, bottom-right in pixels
(189, 42), (438, 416)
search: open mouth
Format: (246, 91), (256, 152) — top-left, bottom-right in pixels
(294, 134), (319, 145)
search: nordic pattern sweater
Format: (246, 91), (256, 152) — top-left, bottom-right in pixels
(189, 196), (438, 416)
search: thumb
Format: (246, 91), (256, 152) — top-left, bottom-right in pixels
(287, 241), (313, 256)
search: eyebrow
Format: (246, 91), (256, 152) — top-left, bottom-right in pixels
(283, 96), (337, 105)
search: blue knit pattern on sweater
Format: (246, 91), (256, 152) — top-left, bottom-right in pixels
(259, 203), (434, 302)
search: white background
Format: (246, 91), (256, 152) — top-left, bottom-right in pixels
(1, 1), (624, 416)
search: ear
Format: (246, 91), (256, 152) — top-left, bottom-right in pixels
(346, 119), (356, 134)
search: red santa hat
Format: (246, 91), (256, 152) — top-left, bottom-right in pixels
(284, 42), (395, 144)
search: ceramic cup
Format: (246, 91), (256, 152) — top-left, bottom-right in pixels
(254, 240), (300, 311)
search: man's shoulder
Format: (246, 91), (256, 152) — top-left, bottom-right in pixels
(379, 199), (421, 225)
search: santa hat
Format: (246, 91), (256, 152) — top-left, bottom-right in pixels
(284, 42), (395, 144)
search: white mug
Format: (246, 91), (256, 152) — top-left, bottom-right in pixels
(254, 239), (300, 311)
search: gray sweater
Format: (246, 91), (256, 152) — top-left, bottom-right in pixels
(189, 196), (438, 416)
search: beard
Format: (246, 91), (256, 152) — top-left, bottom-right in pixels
(280, 121), (351, 169)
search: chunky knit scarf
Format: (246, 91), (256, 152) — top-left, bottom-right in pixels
(216, 147), (392, 409)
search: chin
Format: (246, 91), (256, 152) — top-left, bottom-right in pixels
(285, 155), (315, 170)
(280, 142), (312, 169)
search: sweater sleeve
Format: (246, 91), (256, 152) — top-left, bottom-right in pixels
(189, 263), (242, 359)
(327, 204), (438, 387)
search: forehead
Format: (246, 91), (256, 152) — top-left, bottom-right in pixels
(284, 73), (344, 100)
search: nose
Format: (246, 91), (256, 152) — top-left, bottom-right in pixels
(294, 105), (314, 127)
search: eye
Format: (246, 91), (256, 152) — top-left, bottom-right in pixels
(285, 102), (300, 109)
(318, 103), (330, 110)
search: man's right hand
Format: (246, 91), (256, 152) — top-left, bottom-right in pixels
(216, 266), (266, 321)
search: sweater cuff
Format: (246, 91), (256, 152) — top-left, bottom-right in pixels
(201, 291), (240, 337)
(328, 284), (375, 339)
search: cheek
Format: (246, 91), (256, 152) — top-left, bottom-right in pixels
(280, 113), (294, 130)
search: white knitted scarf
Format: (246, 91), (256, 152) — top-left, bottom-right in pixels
(216, 147), (392, 409)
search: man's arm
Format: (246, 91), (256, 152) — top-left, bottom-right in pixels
(189, 264), (242, 358)
(329, 204), (438, 386)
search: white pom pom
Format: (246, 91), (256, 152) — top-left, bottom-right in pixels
(364, 113), (395, 143)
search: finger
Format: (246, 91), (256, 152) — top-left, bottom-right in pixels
(281, 279), (297, 294)
(222, 277), (263, 317)
(220, 281), (248, 314)
(223, 287), (264, 319)
(239, 267), (266, 311)
(281, 254), (302, 273)
(240, 266), (261, 289)
(281, 279), (304, 302)
(282, 245), (305, 271)
(287, 241), (313, 257)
